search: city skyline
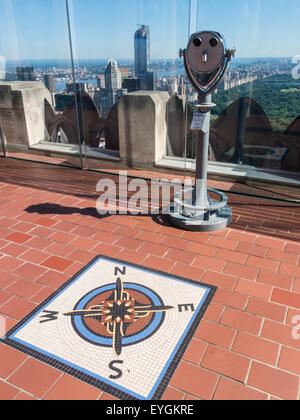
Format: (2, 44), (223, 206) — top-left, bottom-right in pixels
(1, 0), (300, 61)
(3, 57), (294, 66)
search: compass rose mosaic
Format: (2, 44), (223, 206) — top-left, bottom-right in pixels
(1, 255), (216, 400)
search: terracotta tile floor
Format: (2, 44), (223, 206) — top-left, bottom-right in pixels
(0, 158), (299, 400)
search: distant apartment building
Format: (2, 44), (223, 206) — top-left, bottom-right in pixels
(168, 78), (179, 96)
(44, 74), (55, 93)
(98, 88), (126, 117)
(66, 82), (94, 94)
(54, 92), (73, 111)
(119, 68), (131, 80)
(44, 74), (56, 107)
(55, 82), (95, 111)
(122, 77), (140, 93)
(139, 72), (156, 91)
(178, 76), (187, 99)
(16, 66), (35, 81)
(96, 75), (103, 89)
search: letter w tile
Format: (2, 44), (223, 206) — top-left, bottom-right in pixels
(40, 310), (59, 324)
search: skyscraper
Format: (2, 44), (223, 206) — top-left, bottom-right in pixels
(134, 25), (155, 91)
(16, 66), (35, 81)
(97, 76), (103, 89)
(100, 59), (127, 117)
(104, 59), (122, 90)
(134, 25), (150, 75)
(99, 89), (125, 117)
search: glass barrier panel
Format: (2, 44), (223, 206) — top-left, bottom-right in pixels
(0, 0), (83, 167)
(69, 0), (191, 172)
(196, 0), (300, 179)
(0, 0), (298, 201)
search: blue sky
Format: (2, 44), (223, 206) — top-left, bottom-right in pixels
(1, 0), (300, 61)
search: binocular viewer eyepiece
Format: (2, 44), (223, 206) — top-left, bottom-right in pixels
(180, 31), (236, 94)
(192, 36), (219, 48)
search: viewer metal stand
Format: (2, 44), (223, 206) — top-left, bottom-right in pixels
(168, 31), (235, 232)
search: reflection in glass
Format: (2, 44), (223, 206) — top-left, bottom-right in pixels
(0, 0), (82, 167)
(195, 0), (300, 173)
(0, 0), (298, 176)
(68, 0), (190, 168)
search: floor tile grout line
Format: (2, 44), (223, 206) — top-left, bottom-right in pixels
(96, 391), (104, 401)
(40, 372), (65, 400)
(0, 375), (38, 400)
(183, 339), (300, 378)
(0, 294), (17, 311)
(211, 375), (221, 401)
(229, 329), (239, 352)
(283, 306), (289, 325)
(5, 355), (31, 383)
(275, 344), (282, 369)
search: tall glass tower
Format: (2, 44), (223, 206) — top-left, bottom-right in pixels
(134, 25), (155, 90)
(134, 25), (150, 75)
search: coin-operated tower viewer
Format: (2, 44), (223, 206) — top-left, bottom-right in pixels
(168, 31), (236, 232)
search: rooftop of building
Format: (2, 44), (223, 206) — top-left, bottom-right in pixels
(134, 25), (150, 38)
(0, 157), (299, 400)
